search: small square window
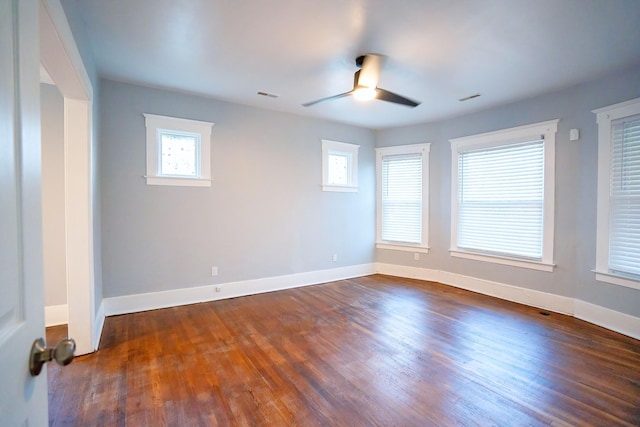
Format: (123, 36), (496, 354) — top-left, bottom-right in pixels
(322, 139), (359, 192)
(327, 152), (350, 185)
(144, 114), (214, 187)
(159, 131), (199, 177)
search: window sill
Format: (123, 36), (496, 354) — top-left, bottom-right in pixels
(376, 243), (429, 254)
(449, 249), (555, 272)
(593, 270), (640, 291)
(145, 176), (211, 187)
(322, 184), (358, 193)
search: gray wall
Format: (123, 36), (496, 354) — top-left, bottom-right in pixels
(99, 63), (640, 319)
(100, 79), (376, 298)
(41, 83), (67, 307)
(376, 62), (640, 317)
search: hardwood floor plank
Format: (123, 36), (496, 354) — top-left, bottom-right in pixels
(47, 275), (640, 426)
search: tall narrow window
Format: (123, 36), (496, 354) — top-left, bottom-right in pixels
(376, 143), (430, 252)
(450, 120), (558, 271)
(594, 98), (640, 289)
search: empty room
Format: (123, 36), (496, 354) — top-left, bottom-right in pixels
(3, 0), (640, 425)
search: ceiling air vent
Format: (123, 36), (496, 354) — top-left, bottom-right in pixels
(257, 91), (279, 98)
(459, 93), (481, 102)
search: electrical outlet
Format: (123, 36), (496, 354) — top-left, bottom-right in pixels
(211, 266), (218, 276)
(332, 253), (338, 262)
(414, 253), (420, 261)
(215, 287), (222, 293)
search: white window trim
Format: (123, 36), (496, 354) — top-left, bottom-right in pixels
(375, 143), (430, 252)
(449, 249), (554, 272)
(593, 97), (640, 290)
(449, 119), (558, 271)
(321, 139), (359, 192)
(144, 113), (214, 187)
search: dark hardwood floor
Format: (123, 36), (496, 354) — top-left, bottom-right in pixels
(47, 275), (640, 426)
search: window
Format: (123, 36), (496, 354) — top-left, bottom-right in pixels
(144, 113), (214, 187)
(449, 120), (558, 271)
(376, 143), (430, 252)
(322, 140), (359, 192)
(594, 97), (640, 290)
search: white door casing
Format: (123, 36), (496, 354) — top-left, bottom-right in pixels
(0, 0), (48, 425)
(40, 0), (97, 356)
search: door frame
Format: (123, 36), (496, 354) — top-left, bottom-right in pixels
(39, 0), (99, 355)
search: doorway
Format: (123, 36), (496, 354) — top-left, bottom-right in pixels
(41, 76), (68, 331)
(39, 0), (99, 355)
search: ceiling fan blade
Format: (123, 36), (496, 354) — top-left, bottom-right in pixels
(302, 90), (353, 107)
(357, 54), (383, 89)
(376, 88), (420, 107)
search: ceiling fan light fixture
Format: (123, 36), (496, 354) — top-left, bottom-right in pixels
(353, 86), (377, 102)
(302, 54), (420, 108)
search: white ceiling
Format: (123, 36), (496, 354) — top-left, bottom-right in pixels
(66, 0), (640, 129)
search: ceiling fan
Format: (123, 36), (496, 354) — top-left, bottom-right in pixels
(302, 54), (420, 108)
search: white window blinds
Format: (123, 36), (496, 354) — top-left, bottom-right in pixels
(381, 153), (423, 244)
(609, 114), (640, 278)
(457, 139), (544, 259)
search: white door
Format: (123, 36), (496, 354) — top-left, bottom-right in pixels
(0, 0), (49, 425)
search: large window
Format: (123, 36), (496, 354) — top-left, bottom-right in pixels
(144, 113), (214, 187)
(449, 120), (558, 271)
(594, 97), (640, 290)
(376, 143), (430, 252)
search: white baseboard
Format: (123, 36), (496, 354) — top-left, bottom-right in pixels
(104, 263), (376, 316)
(437, 270), (575, 315)
(93, 301), (105, 351)
(99, 262), (639, 342)
(376, 263), (640, 340)
(375, 263), (575, 314)
(45, 304), (68, 327)
(574, 300), (640, 340)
